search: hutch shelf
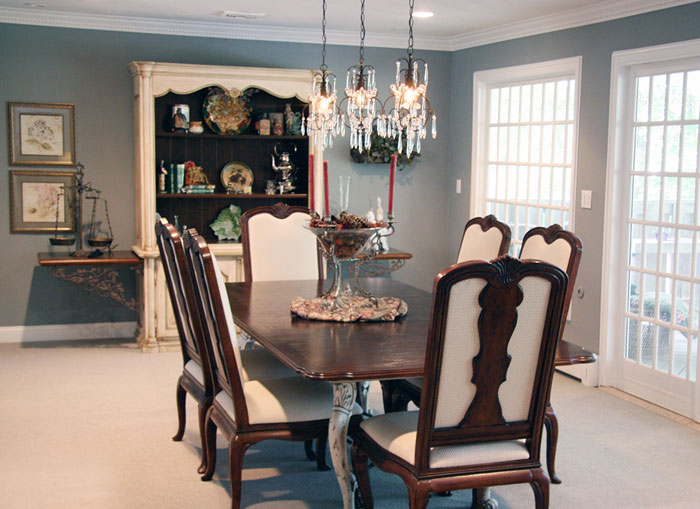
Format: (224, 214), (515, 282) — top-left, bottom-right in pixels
(129, 61), (323, 352)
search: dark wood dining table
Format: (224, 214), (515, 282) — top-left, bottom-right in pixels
(226, 278), (432, 509)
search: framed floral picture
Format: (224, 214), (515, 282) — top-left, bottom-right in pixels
(8, 102), (76, 166)
(9, 170), (76, 233)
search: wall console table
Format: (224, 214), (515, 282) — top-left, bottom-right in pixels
(37, 251), (142, 313)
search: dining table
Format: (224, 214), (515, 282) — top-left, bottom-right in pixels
(226, 277), (433, 509)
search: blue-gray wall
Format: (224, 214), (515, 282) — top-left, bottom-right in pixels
(447, 3), (700, 352)
(1, 3), (699, 352)
(0, 24), (452, 327)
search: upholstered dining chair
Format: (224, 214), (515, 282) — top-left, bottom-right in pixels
(156, 218), (213, 474)
(156, 219), (295, 473)
(350, 257), (569, 509)
(381, 214), (512, 413)
(183, 229), (359, 509)
(519, 224), (583, 484)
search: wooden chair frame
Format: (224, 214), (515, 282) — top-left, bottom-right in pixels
(183, 229), (333, 509)
(382, 214), (512, 413)
(519, 223), (587, 484)
(351, 258), (569, 508)
(155, 218), (214, 474)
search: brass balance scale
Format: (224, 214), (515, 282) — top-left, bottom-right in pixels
(49, 163), (114, 257)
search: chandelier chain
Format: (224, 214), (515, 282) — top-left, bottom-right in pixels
(407, 0), (414, 60)
(321, 0), (328, 72)
(359, 0), (366, 65)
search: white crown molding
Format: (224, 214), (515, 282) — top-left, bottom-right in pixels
(448, 0), (699, 51)
(0, 1), (697, 53)
(0, 322), (137, 344)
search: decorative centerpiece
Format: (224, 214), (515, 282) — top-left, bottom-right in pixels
(291, 155), (406, 321)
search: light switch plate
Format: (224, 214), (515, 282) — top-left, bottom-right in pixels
(456, 179), (462, 194)
(581, 189), (592, 209)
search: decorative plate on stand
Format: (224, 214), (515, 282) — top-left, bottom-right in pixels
(220, 162), (254, 189)
(203, 88), (252, 135)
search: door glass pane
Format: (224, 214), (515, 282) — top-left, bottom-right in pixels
(643, 274), (657, 318)
(677, 229), (693, 277)
(684, 71), (700, 120)
(665, 126), (681, 172)
(634, 127), (648, 171)
(657, 325), (671, 372)
(667, 72), (684, 121)
(651, 74), (666, 122)
(678, 178), (696, 225)
(626, 317), (639, 360)
(628, 270), (642, 313)
(644, 226), (659, 271)
(641, 322), (654, 366)
(682, 125), (698, 172)
(636, 76), (650, 122)
(662, 177), (678, 223)
(649, 126), (664, 173)
(631, 176), (645, 219)
(646, 176), (661, 221)
(629, 224), (643, 267)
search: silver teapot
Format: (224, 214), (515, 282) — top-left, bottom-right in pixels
(271, 142), (297, 193)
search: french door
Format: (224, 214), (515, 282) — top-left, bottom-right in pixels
(612, 56), (700, 419)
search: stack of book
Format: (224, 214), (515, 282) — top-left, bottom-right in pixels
(181, 184), (216, 194)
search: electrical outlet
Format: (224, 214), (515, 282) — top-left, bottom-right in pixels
(456, 179), (462, 194)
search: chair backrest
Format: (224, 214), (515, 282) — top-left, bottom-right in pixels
(183, 229), (252, 425)
(241, 202), (323, 282)
(519, 224), (582, 323)
(456, 215), (511, 263)
(155, 218), (212, 393)
(415, 257), (568, 472)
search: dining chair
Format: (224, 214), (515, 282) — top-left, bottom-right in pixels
(241, 202), (330, 467)
(519, 224), (584, 484)
(183, 229), (360, 509)
(156, 219), (295, 474)
(350, 256), (569, 509)
(156, 218), (213, 474)
(381, 214), (512, 414)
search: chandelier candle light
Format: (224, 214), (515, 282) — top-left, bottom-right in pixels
(303, 0), (343, 149)
(343, 0), (379, 153)
(377, 0), (437, 155)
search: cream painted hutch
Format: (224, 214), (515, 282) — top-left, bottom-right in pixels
(129, 61), (323, 352)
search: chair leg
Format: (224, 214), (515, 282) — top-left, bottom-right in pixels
(228, 436), (251, 509)
(380, 380), (396, 413)
(201, 408), (218, 482)
(196, 400), (208, 474)
(407, 482), (430, 509)
(544, 403), (561, 484)
(172, 377), (186, 441)
(304, 440), (315, 460)
(351, 441), (374, 509)
(530, 469), (550, 508)
(315, 435), (330, 471)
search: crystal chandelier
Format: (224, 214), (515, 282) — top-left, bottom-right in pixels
(377, 0), (437, 155)
(302, 0), (342, 149)
(342, 0), (379, 153)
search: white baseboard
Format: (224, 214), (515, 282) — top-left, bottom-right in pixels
(556, 361), (599, 387)
(0, 322), (137, 344)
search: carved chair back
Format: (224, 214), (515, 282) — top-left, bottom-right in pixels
(456, 215), (511, 263)
(415, 257), (568, 472)
(183, 229), (252, 427)
(519, 224), (582, 325)
(155, 218), (212, 393)
(241, 202), (323, 282)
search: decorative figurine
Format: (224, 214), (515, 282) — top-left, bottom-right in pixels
(271, 142), (297, 193)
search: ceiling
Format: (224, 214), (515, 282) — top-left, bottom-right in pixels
(0, 0), (695, 50)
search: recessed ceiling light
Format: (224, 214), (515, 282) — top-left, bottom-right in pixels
(220, 11), (267, 20)
(413, 11), (434, 19)
(24, 2), (47, 7)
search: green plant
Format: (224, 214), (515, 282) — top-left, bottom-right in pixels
(349, 132), (418, 169)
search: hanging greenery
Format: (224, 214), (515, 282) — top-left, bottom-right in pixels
(349, 131), (419, 169)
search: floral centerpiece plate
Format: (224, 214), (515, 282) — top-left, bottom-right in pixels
(202, 88), (252, 135)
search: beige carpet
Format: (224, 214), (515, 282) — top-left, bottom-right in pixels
(1, 338), (700, 508)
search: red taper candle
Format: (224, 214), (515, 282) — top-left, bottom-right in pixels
(308, 154), (315, 213)
(323, 161), (330, 218)
(388, 154), (397, 216)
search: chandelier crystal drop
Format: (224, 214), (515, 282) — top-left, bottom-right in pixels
(342, 0), (379, 153)
(302, 0), (341, 149)
(377, 0), (437, 155)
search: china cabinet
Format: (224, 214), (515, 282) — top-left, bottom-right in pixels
(129, 61), (323, 351)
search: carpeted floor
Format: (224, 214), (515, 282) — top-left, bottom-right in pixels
(1, 338), (699, 508)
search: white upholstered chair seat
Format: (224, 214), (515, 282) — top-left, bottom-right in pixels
(215, 377), (362, 425)
(360, 411), (529, 468)
(184, 359), (205, 385)
(240, 348), (295, 381)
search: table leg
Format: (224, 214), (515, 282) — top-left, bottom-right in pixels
(330, 381), (357, 509)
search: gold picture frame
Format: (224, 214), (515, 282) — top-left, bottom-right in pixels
(8, 102), (76, 166)
(9, 170), (76, 233)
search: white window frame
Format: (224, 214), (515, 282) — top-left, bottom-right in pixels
(601, 39), (700, 422)
(470, 57), (582, 249)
